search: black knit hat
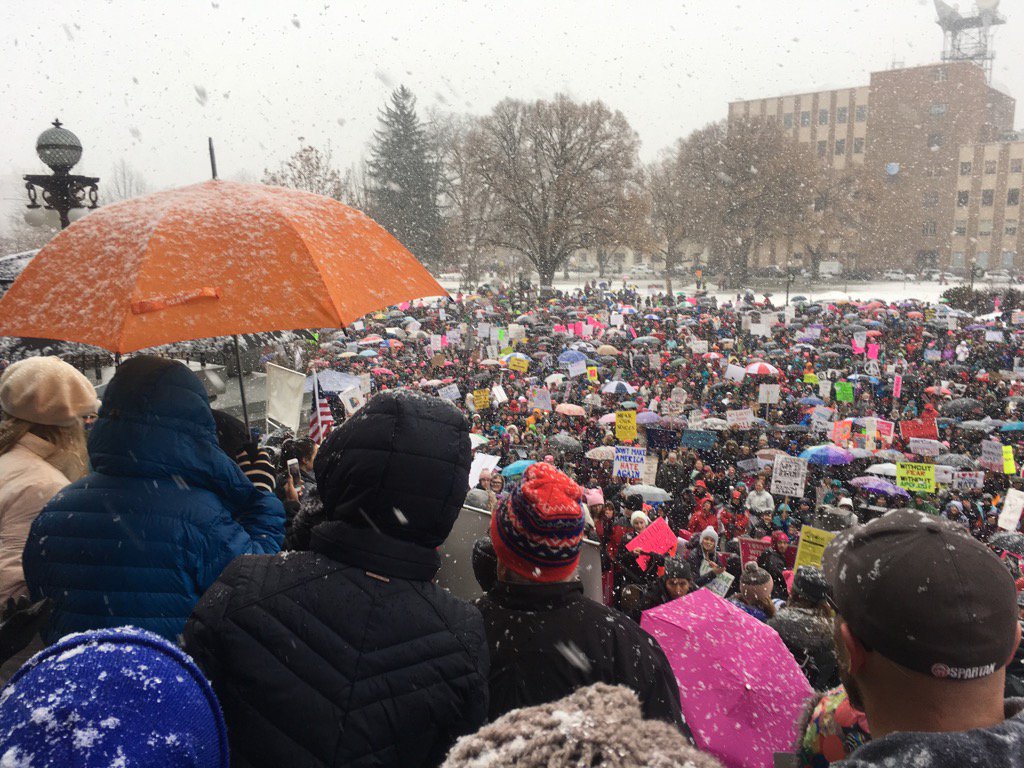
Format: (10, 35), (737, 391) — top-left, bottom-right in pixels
(823, 509), (1017, 680)
(663, 558), (693, 582)
(790, 566), (829, 604)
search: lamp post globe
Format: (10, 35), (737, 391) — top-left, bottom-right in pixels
(23, 119), (99, 230)
(35, 120), (83, 173)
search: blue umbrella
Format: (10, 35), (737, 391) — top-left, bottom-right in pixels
(798, 396), (825, 406)
(799, 444), (854, 466)
(1002, 422), (1024, 432)
(501, 459), (536, 478)
(358, 349), (378, 357)
(602, 380), (636, 395)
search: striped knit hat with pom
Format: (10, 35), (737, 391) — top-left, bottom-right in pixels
(491, 462), (585, 583)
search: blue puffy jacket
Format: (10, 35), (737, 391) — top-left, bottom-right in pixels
(23, 356), (285, 643)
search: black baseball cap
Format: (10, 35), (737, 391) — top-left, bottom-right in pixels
(822, 509), (1018, 681)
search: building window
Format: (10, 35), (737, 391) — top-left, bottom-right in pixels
(819, 109), (829, 125)
(836, 106), (848, 123)
(816, 140), (827, 158)
(834, 139), (846, 155)
(800, 111), (810, 127)
(977, 251), (990, 268)
(1008, 219), (1019, 236)
(1009, 188), (1020, 206)
(980, 219), (993, 236)
(957, 190), (970, 207)
(783, 113), (793, 128)
(982, 189), (994, 206)
(922, 192), (938, 207)
(855, 105), (867, 122)
(927, 133), (943, 148)
(1012, 159), (1023, 173)
(1003, 251), (1017, 269)
(952, 251), (965, 268)
(985, 160), (998, 174)
(930, 103), (948, 117)
(853, 137), (864, 154)
(954, 220), (967, 236)
(961, 161), (973, 175)
(922, 221), (937, 236)
(935, 67), (948, 82)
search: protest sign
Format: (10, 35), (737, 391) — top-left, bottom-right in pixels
(900, 418), (939, 441)
(339, 387), (366, 417)
(472, 388), (491, 410)
(726, 408), (755, 430)
(771, 455), (809, 498)
(689, 339), (709, 354)
(446, 329), (463, 347)
(811, 406), (835, 432)
(819, 378), (832, 400)
(893, 374), (903, 399)
(567, 359), (587, 378)
(437, 383), (460, 401)
(999, 488), (1024, 531)
(831, 419), (852, 445)
(610, 312), (624, 327)
(908, 437), (943, 457)
(986, 330), (1005, 343)
(933, 465), (954, 485)
(509, 356), (529, 373)
(793, 526), (837, 569)
(834, 381), (854, 403)
(625, 516), (677, 571)
(528, 386), (552, 412)
(896, 462), (936, 493)
(981, 440), (1006, 472)
(758, 384), (781, 405)
(615, 410), (638, 442)
(586, 365), (599, 382)
(265, 363), (306, 433)
(705, 571), (736, 598)
(468, 454), (500, 490)
(491, 385), (509, 405)
(430, 334), (443, 353)
(1005, 445), (1017, 475)
(951, 471), (985, 490)
(803, 372), (819, 385)
(508, 323), (526, 340)
(680, 430), (717, 450)
(852, 331), (867, 350)
(876, 419), (895, 445)
(613, 445), (646, 480)
(924, 349), (941, 362)
(739, 537), (798, 568)
(724, 364), (746, 383)
(866, 344), (879, 360)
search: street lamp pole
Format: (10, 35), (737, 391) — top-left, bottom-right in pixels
(23, 119), (99, 230)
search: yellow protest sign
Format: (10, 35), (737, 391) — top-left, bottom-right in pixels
(509, 356), (529, 374)
(896, 462), (936, 493)
(615, 410), (637, 442)
(586, 365), (599, 382)
(1004, 445), (1017, 475)
(473, 388), (491, 410)
(793, 526), (837, 569)
(803, 373), (819, 385)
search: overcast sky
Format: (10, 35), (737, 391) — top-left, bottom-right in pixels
(1, 0), (1021, 228)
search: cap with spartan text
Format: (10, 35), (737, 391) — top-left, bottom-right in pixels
(822, 508), (1018, 681)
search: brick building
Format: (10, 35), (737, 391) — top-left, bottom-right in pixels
(727, 61), (1015, 274)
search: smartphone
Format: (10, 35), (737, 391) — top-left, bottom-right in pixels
(287, 458), (301, 485)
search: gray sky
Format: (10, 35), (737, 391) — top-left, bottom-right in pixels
(1, 0), (1021, 229)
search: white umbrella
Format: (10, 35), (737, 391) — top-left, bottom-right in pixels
(865, 462), (898, 477)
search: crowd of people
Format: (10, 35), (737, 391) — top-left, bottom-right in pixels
(0, 279), (1023, 766)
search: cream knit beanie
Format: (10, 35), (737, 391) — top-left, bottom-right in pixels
(0, 357), (99, 427)
(442, 683), (723, 768)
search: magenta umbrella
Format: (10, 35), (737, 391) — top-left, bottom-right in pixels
(641, 589), (812, 768)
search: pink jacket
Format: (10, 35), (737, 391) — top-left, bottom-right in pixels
(0, 434), (71, 602)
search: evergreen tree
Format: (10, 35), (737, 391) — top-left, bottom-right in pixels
(366, 86), (442, 266)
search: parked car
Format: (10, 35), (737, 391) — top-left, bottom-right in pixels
(919, 268), (940, 281)
(882, 270), (906, 281)
(987, 269), (1012, 281)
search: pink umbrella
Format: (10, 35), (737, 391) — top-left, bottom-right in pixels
(641, 589), (812, 768)
(598, 413), (617, 424)
(555, 403), (587, 417)
(744, 361), (780, 377)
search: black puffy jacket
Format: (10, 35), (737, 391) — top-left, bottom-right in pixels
(475, 581), (683, 727)
(184, 391), (488, 768)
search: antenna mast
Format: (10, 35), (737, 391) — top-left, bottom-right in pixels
(934, 0), (1006, 83)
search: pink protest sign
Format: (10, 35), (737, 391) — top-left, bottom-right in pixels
(851, 340), (865, 354)
(625, 516), (678, 571)
(553, 324), (567, 333)
(867, 344), (879, 360)
(893, 374), (902, 399)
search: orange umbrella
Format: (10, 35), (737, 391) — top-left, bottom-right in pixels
(0, 180), (445, 353)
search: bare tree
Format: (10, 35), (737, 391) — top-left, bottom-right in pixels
(263, 145), (344, 200)
(468, 95), (642, 289)
(104, 159), (148, 204)
(340, 160), (371, 211)
(683, 119), (816, 288)
(645, 142), (702, 295)
(798, 165), (879, 278)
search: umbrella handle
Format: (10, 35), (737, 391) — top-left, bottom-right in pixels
(233, 334), (250, 432)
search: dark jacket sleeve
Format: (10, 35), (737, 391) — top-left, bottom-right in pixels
(636, 628), (685, 728)
(282, 492), (324, 551)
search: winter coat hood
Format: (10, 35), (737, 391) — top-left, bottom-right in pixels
(314, 390), (471, 548)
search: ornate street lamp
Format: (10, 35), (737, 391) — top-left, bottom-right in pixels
(24, 119), (99, 230)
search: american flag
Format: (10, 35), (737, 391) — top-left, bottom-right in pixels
(309, 378), (334, 444)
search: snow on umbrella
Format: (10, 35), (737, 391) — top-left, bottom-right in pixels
(585, 446), (616, 461)
(798, 396), (825, 406)
(596, 344), (620, 356)
(744, 361), (780, 377)
(989, 532), (1024, 555)
(935, 453), (976, 469)
(699, 417), (730, 431)
(358, 349), (378, 357)
(545, 373), (567, 385)
(850, 476), (910, 497)
(602, 380), (636, 395)
(940, 398), (985, 417)
(865, 462), (898, 477)
(619, 400), (639, 410)
(554, 403), (586, 417)
(635, 411), (661, 425)
(956, 420), (998, 433)
(620, 484), (672, 502)
(479, 359), (502, 367)
(557, 350), (587, 365)
(547, 433), (583, 453)
(631, 336), (661, 346)
(501, 459), (536, 478)
(873, 449), (907, 462)
(756, 448), (788, 461)
(641, 590), (812, 768)
(799, 444), (854, 465)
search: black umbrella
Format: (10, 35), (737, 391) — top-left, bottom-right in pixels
(940, 398), (985, 417)
(990, 532), (1024, 555)
(934, 454), (975, 469)
(548, 432), (584, 453)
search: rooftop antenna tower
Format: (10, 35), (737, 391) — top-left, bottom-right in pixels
(934, 0), (1005, 82)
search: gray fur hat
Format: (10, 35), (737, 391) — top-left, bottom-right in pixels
(442, 683), (722, 768)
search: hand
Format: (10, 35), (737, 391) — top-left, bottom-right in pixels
(712, 564), (725, 575)
(284, 474), (300, 503)
(0, 596), (52, 664)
